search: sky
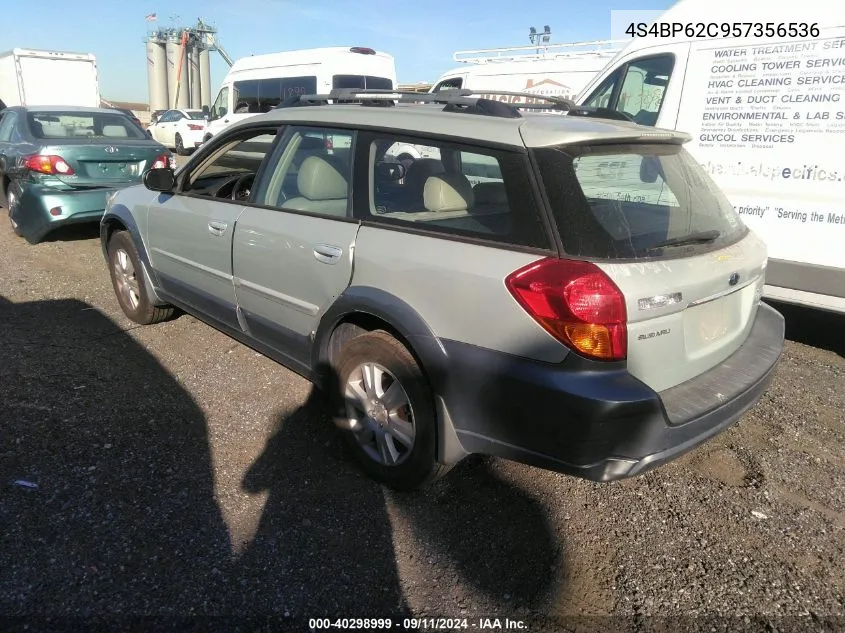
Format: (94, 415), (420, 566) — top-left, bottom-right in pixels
(0, 0), (673, 104)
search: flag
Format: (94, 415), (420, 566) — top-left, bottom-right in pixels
(145, 13), (157, 21)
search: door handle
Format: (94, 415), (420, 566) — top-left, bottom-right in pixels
(313, 243), (343, 265)
(224, 119), (230, 123)
(208, 220), (228, 236)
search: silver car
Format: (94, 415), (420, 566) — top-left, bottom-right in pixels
(99, 89), (785, 491)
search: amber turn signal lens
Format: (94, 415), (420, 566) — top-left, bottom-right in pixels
(563, 323), (615, 360)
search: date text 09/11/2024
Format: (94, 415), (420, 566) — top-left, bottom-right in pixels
(308, 618), (527, 630)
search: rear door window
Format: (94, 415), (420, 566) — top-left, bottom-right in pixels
(534, 143), (747, 259)
(360, 134), (550, 250)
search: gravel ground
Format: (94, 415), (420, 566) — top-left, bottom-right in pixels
(0, 206), (843, 632)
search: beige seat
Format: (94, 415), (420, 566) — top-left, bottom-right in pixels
(283, 155), (349, 217)
(423, 173), (475, 214)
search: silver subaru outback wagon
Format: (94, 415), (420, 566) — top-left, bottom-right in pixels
(99, 89), (785, 491)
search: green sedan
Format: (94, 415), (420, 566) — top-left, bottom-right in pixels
(0, 106), (171, 243)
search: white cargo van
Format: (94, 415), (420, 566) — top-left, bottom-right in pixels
(430, 40), (624, 102)
(203, 46), (397, 141)
(0, 49), (99, 109)
(576, 0), (845, 314)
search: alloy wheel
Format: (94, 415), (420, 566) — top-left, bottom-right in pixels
(113, 248), (141, 310)
(344, 362), (416, 466)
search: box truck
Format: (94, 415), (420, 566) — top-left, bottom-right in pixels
(0, 48), (100, 109)
(575, 0), (845, 314)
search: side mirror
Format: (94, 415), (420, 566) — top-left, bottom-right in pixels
(374, 161), (406, 182)
(202, 105), (210, 120)
(144, 167), (176, 193)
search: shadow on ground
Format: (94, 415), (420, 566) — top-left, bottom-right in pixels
(0, 296), (561, 627)
(766, 299), (845, 357)
(37, 223), (101, 243)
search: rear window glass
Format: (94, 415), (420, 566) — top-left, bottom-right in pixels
(333, 75), (393, 90)
(534, 144), (747, 259)
(187, 111), (205, 120)
(28, 111), (147, 140)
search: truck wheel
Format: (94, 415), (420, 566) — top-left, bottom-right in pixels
(334, 330), (451, 491)
(107, 230), (174, 324)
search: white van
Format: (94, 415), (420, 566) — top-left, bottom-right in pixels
(204, 46), (396, 141)
(575, 0), (845, 314)
(430, 40), (624, 102)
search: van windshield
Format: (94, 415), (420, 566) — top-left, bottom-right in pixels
(534, 143), (747, 259)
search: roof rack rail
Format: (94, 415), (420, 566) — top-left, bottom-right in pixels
(274, 88), (635, 123)
(453, 39), (626, 64)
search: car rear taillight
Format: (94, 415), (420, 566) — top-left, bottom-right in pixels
(187, 124), (204, 130)
(22, 154), (75, 176)
(505, 257), (627, 361)
(350, 46), (376, 55)
(151, 153), (170, 169)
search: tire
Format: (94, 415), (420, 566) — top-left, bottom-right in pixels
(107, 230), (174, 324)
(175, 133), (188, 156)
(334, 330), (451, 491)
(6, 185), (22, 237)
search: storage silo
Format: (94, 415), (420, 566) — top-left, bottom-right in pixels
(199, 47), (212, 108)
(165, 36), (180, 109)
(175, 36), (190, 109)
(146, 39), (169, 112)
(189, 45), (201, 109)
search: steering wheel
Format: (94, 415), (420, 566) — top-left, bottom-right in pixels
(230, 173), (255, 201)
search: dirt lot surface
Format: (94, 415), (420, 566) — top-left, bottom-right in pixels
(1, 205), (843, 631)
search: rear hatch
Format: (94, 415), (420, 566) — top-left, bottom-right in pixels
(533, 140), (767, 393)
(26, 110), (167, 188)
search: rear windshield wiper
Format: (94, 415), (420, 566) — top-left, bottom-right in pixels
(646, 230), (721, 252)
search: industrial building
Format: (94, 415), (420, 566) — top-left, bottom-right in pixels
(144, 19), (232, 112)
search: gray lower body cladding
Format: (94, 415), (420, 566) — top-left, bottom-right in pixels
(435, 303), (785, 482)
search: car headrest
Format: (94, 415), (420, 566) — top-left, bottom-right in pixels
(423, 173), (475, 213)
(102, 125), (128, 137)
(473, 181), (509, 206)
(405, 158), (445, 190)
(297, 155), (348, 200)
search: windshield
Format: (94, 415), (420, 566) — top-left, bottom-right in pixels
(28, 111), (148, 140)
(534, 143), (747, 259)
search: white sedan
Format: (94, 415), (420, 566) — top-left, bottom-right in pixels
(147, 109), (207, 156)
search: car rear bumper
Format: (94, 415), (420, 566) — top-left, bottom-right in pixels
(11, 184), (121, 243)
(181, 129), (206, 148)
(437, 302), (785, 482)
